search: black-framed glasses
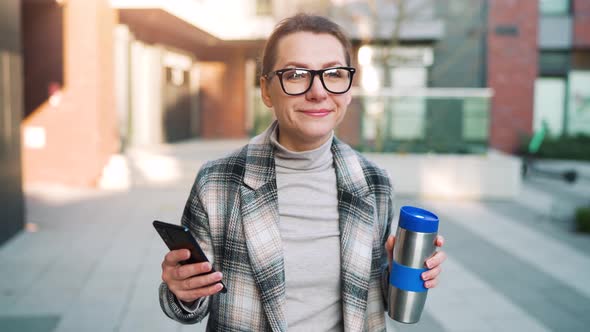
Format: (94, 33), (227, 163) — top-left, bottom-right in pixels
(264, 66), (356, 96)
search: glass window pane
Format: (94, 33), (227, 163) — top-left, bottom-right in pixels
(362, 98), (384, 141)
(462, 98), (489, 141)
(540, 0), (569, 15)
(539, 51), (569, 76)
(534, 78), (565, 136)
(390, 97), (425, 140)
(391, 67), (427, 88)
(568, 71), (590, 136)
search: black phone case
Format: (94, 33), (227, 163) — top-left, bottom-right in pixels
(153, 220), (227, 293)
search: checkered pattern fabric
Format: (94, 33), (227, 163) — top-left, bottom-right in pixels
(159, 122), (394, 331)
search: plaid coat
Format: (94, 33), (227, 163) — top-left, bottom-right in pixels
(159, 122), (394, 331)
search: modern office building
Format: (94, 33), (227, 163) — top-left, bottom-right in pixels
(14, 0), (590, 188)
(327, 0), (490, 152)
(324, 0), (590, 153)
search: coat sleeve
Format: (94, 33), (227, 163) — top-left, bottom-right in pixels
(158, 168), (213, 324)
(380, 174), (395, 307)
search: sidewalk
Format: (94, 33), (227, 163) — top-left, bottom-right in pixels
(1, 139), (589, 332)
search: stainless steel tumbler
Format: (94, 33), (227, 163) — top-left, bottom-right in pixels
(388, 206), (439, 324)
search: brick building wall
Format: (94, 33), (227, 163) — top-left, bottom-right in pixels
(573, 0), (590, 48)
(22, 0), (119, 186)
(200, 49), (249, 138)
(487, 0), (538, 153)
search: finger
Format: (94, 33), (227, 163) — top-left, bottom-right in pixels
(175, 283), (224, 302)
(424, 278), (439, 289)
(385, 235), (395, 258)
(435, 235), (445, 247)
(425, 251), (447, 269)
(175, 261), (213, 280)
(385, 235), (395, 269)
(164, 249), (191, 266)
(385, 235), (395, 251)
(421, 266), (441, 281)
(182, 272), (223, 291)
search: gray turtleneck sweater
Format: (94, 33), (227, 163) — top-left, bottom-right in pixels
(270, 127), (342, 331)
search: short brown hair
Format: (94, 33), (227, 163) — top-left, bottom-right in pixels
(260, 13), (352, 77)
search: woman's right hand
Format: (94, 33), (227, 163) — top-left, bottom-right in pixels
(161, 249), (224, 304)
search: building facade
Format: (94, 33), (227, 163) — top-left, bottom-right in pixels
(20, 0), (272, 186)
(534, 0), (590, 139)
(16, 0), (590, 189)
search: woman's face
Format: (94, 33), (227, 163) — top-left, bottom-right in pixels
(261, 32), (352, 152)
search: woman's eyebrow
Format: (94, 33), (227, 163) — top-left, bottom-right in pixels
(282, 61), (310, 68)
(281, 61), (345, 69)
(322, 61), (345, 68)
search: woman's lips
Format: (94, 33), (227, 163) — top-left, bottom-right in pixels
(300, 109), (332, 117)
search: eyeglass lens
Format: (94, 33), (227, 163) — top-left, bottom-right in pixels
(281, 68), (352, 94)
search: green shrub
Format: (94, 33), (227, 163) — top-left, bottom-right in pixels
(520, 134), (590, 161)
(575, 207), (590, 234)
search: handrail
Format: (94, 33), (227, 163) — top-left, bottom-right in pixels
(351, 87), (493, 98)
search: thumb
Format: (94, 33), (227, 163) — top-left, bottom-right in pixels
(385, 235), (395, 264)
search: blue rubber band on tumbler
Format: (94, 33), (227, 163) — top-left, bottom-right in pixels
(389, 261), (428, 292)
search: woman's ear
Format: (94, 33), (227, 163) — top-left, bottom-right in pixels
(260, 77), (273, 108)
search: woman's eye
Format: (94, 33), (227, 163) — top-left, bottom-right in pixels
(324, 69), (343, 78)
(285, 70), (309, 80)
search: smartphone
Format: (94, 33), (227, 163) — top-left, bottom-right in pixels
(153, 220), (227, 293)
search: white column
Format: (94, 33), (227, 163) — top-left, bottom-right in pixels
(114, 24), (132, 146)
(130, 41), (163, 146)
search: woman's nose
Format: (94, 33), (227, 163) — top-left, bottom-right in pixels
(305, 75), (328, 100)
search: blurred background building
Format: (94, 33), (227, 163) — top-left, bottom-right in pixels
(1, 0), (590, 244)
(1, 0), (25, 244)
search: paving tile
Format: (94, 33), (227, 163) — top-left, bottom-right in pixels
(0, 262), (43, 296)
(483, 200), (590, 253)
(118, 313), (183, 332)
(54, 304), (124, 332)
(424, 204), (588, 332)
(9, 259), (95, 315)
(427, 200), (590, 298)
(0, 315), (60, 332)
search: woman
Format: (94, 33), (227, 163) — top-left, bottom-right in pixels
(159, 13), (446, 331)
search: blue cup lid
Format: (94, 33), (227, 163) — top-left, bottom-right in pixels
(399, 206), (439, 233)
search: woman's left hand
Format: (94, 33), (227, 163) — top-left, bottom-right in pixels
(385, 234), (447, 289)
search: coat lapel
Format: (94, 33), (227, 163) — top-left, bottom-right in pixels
(240, 122), (287, 332)
(332, 138), (376, 332)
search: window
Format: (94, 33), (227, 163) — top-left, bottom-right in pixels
(539, 51), (570, 76)
(463, 98), (489, 141)
(539, 0), (570, 15)
(567, 71), (590, 135)
(534, 78), (566, 136)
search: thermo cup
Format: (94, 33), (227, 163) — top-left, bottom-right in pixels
(388, 206), (439, 324)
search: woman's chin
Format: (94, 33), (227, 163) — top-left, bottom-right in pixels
(302, 119), (336, 134)
(299, 127), (334, 144)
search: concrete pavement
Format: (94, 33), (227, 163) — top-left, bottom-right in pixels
(1, 139), (589, 332)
